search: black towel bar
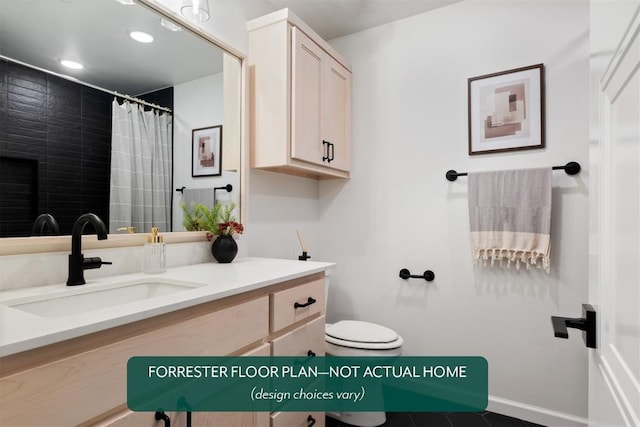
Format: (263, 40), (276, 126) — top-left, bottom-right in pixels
(213, 184), (233, 206)
(445, 161), (581, 182)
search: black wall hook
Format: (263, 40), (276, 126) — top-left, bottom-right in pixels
(399, 268), (435, 282)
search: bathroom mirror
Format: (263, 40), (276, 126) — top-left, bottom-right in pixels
(0, 0), (244, 243)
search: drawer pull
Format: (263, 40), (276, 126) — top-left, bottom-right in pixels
(155, 410), (171, 427)
(294, 297), (317, 309)
(307, 414), (317, 427)
(178, 397), (192, 427)
(307, 350), (316, 357)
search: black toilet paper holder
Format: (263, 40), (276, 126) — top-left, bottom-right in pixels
(399, 268), (435, 282)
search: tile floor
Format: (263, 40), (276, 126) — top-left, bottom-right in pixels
(325, 411), (546, 427)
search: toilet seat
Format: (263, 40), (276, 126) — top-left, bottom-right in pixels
(325, 320), (403, 350)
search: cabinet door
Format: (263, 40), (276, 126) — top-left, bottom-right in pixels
(291, 27), (325, 167)
(94, 344), (272, 427)
(191, 343), (271, 427)
(322, 55), (351, 172)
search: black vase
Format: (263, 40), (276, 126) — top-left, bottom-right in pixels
(211, 235), (238, 263)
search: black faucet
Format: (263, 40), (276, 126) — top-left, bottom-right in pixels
(31, 213), (60, 236)
(67, 213), (112, 286)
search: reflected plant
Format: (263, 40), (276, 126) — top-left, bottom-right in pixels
(180, 201), (204, 231)
(180, 201), (242, 241)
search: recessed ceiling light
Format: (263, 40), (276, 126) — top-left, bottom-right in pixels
(59, 59), (84, 70)
(114, 0), (136, 5)
(129, 31), (154, 43)
(160, 18), (182, 32)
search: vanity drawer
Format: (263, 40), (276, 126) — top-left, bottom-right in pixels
(94, 344), (272, 427)
(271, 315), (326, 357)
(0, 296), (269, 427)
(271, 411), (325, 427)
(270, 277), (325, 332)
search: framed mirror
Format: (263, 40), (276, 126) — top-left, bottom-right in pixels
(0, 0), (245, 253)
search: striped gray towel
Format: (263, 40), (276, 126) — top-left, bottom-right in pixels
(468, 167), (552, 272)
(182, 188), (215, 208)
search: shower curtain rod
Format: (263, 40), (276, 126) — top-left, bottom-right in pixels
(112, 92), (172, 113)
(1, 55), (172, 113)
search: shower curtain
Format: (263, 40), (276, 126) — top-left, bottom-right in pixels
(109, 100), (172, 234)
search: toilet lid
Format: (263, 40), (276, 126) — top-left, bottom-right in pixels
(326, 321), (403, 350)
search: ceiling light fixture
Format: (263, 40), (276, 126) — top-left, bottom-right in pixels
(129, 31), (154, 43)
(180, 0), (210, 22)
(59, 59), (84, 70)
(114, 0), (136, 5)
(160, 17), (182, 32)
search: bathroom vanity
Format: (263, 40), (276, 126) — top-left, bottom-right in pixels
(0, 258), (332, 427)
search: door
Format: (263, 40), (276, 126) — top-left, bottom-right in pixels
(291, 27), (325, 166)
(322, 55), (351, 172)
(589, 3), (639, 427)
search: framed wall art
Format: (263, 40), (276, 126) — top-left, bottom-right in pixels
(468, 63), (545, 155)
(192, 125), (222, 177)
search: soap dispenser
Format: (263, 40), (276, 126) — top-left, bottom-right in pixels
(144, 227), (166, 274)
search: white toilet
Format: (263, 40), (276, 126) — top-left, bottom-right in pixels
(325, 320), (404, 427)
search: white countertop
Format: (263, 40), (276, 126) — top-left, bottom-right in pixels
(0, 257), (334, 357)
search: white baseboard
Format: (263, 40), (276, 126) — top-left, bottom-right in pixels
(488, 395), (588, 427)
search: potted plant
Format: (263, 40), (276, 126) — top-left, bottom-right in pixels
(180, 201), (243, 263)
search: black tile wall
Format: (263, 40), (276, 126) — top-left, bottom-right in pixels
(0, 59), (174, 237)
(139, 87), (174, 113)
(0, 59), (113, 236)
(0, 157), (38, 237)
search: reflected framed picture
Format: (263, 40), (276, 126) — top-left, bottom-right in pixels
(468, 63), (545, 155)
(192, 125), (222, 177)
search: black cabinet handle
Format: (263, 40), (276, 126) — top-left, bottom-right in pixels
(322, 140), (330, 162)
(294, 297), (317, 309)
(155, 411), (170, 427)
(307, 415), (316, 427)
(329, 142), (335, 163)
(307, 350), (316, 357)
(178, 397), (192, 427)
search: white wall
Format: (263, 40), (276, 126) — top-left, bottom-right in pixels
(172, 73), (240, 230)
(245, 170), (320, 260)
(157, 0), (590, 421)
(319, 0), (589, 423)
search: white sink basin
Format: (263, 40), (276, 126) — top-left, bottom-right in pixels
(2, 278), (206, 317)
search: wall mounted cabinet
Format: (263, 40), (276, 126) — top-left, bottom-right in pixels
(248, 9), (351, 179)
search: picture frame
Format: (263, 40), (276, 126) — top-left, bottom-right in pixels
(468, 63), (545, 155)
(191, 125), (222, 177)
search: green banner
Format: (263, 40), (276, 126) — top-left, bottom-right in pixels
(127, 356), (487, 412)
